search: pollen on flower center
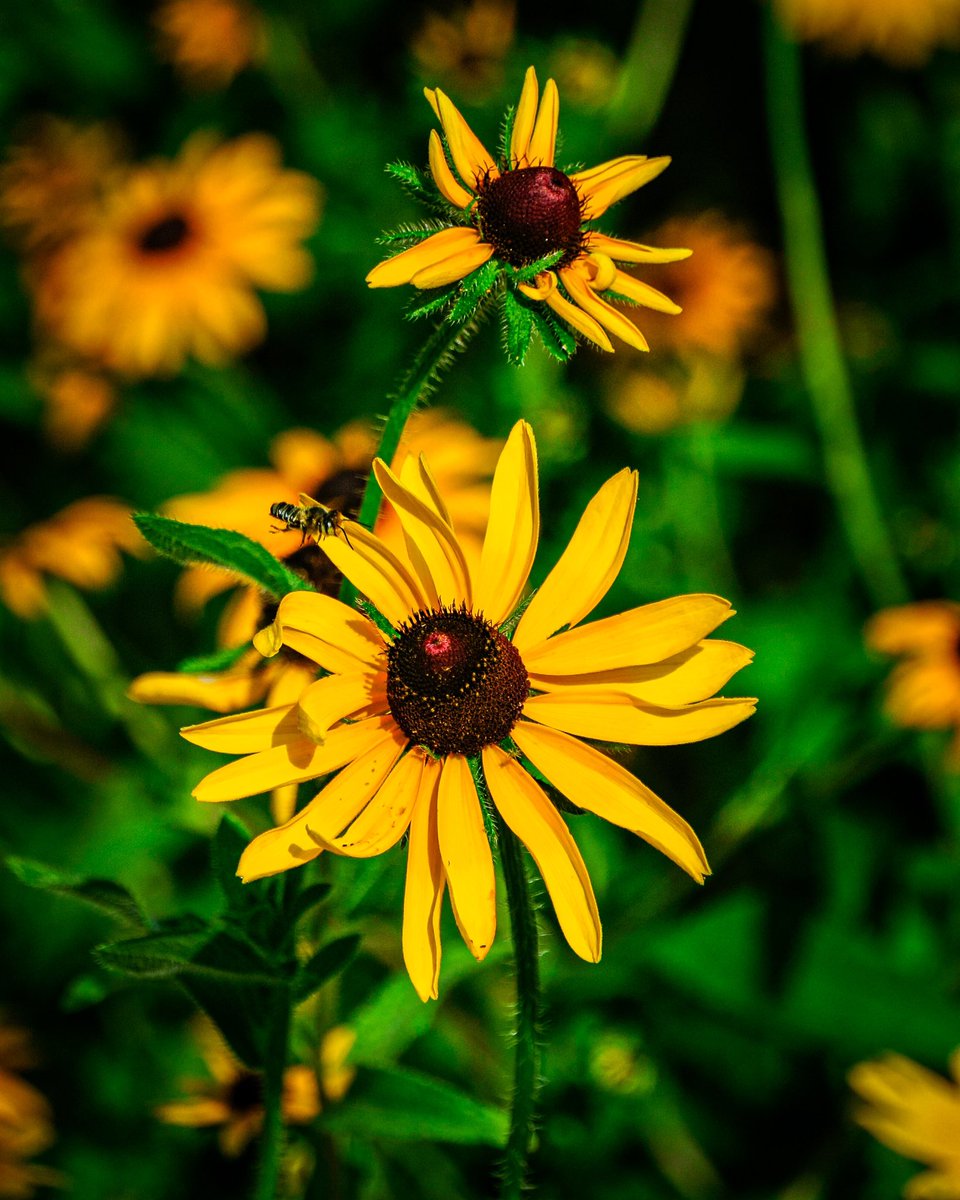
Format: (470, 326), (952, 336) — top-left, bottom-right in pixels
(476, 166), (583, 268)
(138, 213), (192, 254)
(386, 604), (529, 756)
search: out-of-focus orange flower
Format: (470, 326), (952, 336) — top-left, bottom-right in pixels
(33, 132), (321, 377)
(548, 39), (619, 110)
(0, 118), (124, 254)
(849, 1048), (960, 1197)
(154, 0), (267, 88)
(865, 602), (960, 761)
(0, 497), (145, 620)
(0, 1022), (60, 1198)
(773, 0), (960, 66)
(411, 0), (515, 98)
(29, 363), (117, 452)
(605, 357), (746, 436)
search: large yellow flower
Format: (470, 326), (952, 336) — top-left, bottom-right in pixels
(33, 133), (321, 377)
(183, 422), (755, 1000)
(367, 67), (690, 355)
(849, 1049), (960, 1197)
(774, 0), (960, 65)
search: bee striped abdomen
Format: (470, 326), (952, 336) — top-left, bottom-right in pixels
(269, 502), (304, 529)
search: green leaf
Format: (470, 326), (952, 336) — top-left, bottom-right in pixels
(447, 259), (501, 324)
(176, 643), (250, 674)
(529, 304), (577, 362)
(134, 514), (312, 602)
(293, 933), (361, 1003)
(94, 927), (281, 986)
(285, 881), (332, 927)
(5, 856), (147, 931)
(500, 288), (535, 366)
(321, 1066), (508, 1145)
(212, 814), (252, 912)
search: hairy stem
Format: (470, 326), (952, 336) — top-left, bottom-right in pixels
(763, 12), (908, 608)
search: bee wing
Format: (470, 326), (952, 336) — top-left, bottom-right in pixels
(298, 492), (325, 509)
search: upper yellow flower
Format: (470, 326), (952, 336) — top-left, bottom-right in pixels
(366, 67), (690, 357)
(774, 0), (960, 65)
(849, 1049), (960, 1197)
(183, 421), (755, 1001)
(154, 0), (266, 89)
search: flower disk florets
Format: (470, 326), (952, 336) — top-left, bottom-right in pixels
(138, 213), (192, 254)
(386, 604), (529, 756)
(476, 166), (583, 268)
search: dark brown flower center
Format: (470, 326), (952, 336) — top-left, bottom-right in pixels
(476, 166), (583, 268)
(138, 213), (191, 255)
(226, 1071), (264, 1114)
(386, 605), (528, 756)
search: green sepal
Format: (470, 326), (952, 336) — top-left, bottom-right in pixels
(357, 598), (396, 640)
(498, 104), (516, 163)
(292, 933), (361, 1003)
(320, 1066), (508, 1145)
(503, 249), (564, 284)
(176, 643), (250, 674)
(405, 288), (457, 321)
(445, 258), (500, 325)
(5, 855), (147, 932)
(134, 513), (313, 602)
(377, 221), (449, 247)
(498, 588), (537, 641)
(529, 303), (577, 362)
(500, 288), (535, 366)
(385, 160), (432, 200)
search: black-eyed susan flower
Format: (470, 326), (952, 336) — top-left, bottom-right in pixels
(411, 0), (515, 99)
(153, 0), (266, 89)
(182, 421), (755, 1000)
(33, 133), (321, 377)
(773, 0), (960, 66)
(849, 1049), (960, 1197)
(366, 67), (690, 361)
(156, 1019), (324, 1157)
(865, 602), (960, 763)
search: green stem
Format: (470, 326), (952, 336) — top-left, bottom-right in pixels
(254, 984), (292, 1200)
(496, 814), (541, 1200)
(339, 314), (483, 607)
(607, 0), (696, 139)
(763, 12), (908, 609)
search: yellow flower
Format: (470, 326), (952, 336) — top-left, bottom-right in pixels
(411, 0), (515, 98)
(865, 602), (960, 759)
(849, 1050), (960, 1197)
(0, 117), (123, 253)
(156, 1018), (326, 1157)
(29, 363), (117, 452)
(0, 497), (144, 620)
(183, 421), (755, 1000)
(33, 133), (321, 377)
(773, 0), (960, 65)
(154, 0), (266, 88)
(0, 1022), (59, 1199)
(366, 66), (690, 355)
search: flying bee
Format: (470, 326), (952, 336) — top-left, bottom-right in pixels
(269, 494), (354, 549)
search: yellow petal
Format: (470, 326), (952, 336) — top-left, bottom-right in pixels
(527, 78), (559, 168)
(560, 267), (649, 352)
(583, 232), (693, 264)
(428, 130), (474, 208)
(510, 66), (539, 166)
(403, 754), (445, 1001)
(181, 704), (301, 753)
(193, 715), (395, 803)
(253, 592), (384, 672)
(573, 156), (672, 220)
(434, 88), (498, 190)
(518, 270), (556, 301)
(312, 749), (423, 858)
(423, 87), (441, 120)
(521, 594), (735, 674)
(611, 269), (682, 314)
(511, 721), (710, 881)
(530, 640), (755, 707)
(482, 745), (601, 962)
(155, 1098), (232, 1127)
(366, 227), (483, 288)
(475, 421), (539, 625)
(236, 721), (407, 880)
(523, 691), (756, 745)
(373, 459), (471, 608)
(128, 666), (269, 713)
(321, 524), (427, 629)
(437, 754), (496, 961)
(410, 242), (494, 289)
(545, 285), (613, 351)
(514, 468), (637, 651)
(297, 671), (388, 741)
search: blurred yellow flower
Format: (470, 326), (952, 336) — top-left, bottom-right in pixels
(30, 363), (117, 452)
(605, 358), (746, 436)
(154, 0), (266, 88)
(367, 66), (690, 354)
(865, 602), (960, 759)
(548, 39), (620, 110)
(0, 1023), (59, 1198)
(0, 497), (145, 620)
(411, 0), (515, 98)
(33, 133), (321, 377)
(156, 1018), (329, 1156)
(635, 212), (777, 361)
(774, 0), (960, 65)
(183, 422), (754, 1000)
(0, 117), (123, 253)
(849, 1049), (960, 1197)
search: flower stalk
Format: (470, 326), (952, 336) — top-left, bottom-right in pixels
(607, 0), (696, 140)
